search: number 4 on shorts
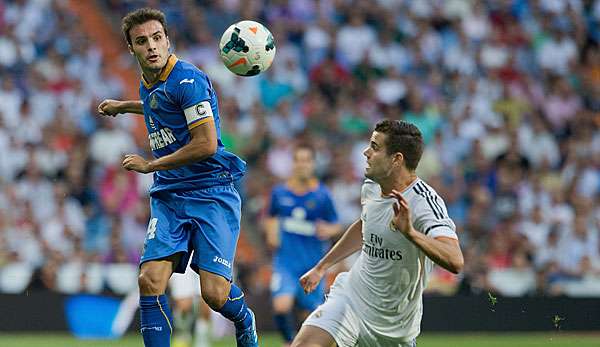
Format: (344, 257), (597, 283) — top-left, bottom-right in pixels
(146, 218), (158, 240)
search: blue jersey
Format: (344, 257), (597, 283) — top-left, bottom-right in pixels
(268, 181), (338, 273)
(139, 54), (246, 193)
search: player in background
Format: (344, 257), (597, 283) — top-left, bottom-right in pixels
(265, 145), (341, 346)
(169, 271), (213, 347)
(292, 120), (464, 347)
(97, 8), (257, 347)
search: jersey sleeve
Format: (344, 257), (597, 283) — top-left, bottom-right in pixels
(268, 188), (280, 217)
(411, 197), (458, 240)
(174, 70), (214, 130)
(320, 188), (339, 223)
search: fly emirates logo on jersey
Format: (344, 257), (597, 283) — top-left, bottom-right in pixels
(149, 127), (177, 150)
(362, 233), (403, 261)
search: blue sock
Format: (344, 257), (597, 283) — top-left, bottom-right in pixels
(216, 284), (253, 330)
(140, 295), (173, 347)
(274, 313), (294, 342)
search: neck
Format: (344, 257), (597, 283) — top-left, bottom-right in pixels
(288, 176), (316, 193)
(142, 67), (162, 85)
(378, 172), (418, 196)
(292, 176), (313, 187)
(141, 55), (170, 85)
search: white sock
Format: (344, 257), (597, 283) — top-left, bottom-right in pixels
(194, 318), (212, 347)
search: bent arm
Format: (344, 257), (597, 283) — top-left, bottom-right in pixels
(406, 231), (464, 274)
(148, 119), (217, 171)
(314, 219), (363, 272)
(118, 100), (144, 114)
(98, 99), (144, 115)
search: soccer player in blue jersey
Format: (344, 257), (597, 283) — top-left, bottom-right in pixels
(265, 145), (341, 346)
(97, 8), (257, 347)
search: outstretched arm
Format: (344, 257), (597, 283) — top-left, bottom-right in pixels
(98, 99), (144, 116)
(389, 190), (464, 274)
(122, 119), (217, 173)
(300, 219), (363, 293)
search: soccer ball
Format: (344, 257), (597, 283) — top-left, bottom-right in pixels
(219, 20), (276, 76)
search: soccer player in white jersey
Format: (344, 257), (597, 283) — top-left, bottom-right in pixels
(291, 119), (464, 347)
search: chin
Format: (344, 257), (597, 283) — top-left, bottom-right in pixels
(148, 61), (164, 70)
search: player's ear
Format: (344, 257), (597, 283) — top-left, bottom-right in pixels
(393, 152), (404, 167)
(166, 35), (171, 52)
(128, 44), (134, 55)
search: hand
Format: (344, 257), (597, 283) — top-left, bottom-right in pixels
(266, 234), (279, 253)
(316, 221), (339, 240)
(98, 99), (123, 117)
(389, 189), (414, 237)
(299, 266), (325, 294)
(122, 154), (153, 173)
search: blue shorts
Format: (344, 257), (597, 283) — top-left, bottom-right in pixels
(270, 266), (325, 311)
(141, 184), (241, 281)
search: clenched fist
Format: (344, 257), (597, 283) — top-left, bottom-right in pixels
(122, 154), (153, 173)
(98, 99), (124, 117)
(299, 266), (325, 294)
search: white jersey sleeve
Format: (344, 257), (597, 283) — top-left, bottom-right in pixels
(410, 182), (458, 240)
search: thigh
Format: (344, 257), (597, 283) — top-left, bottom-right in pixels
(179, 185), (241, 281)
(292, 325), (337, 347)
(141, 193), (193, 273)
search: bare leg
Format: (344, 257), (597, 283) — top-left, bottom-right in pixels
(291, 325), (336, 347)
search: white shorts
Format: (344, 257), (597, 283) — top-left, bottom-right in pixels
(169, 269), (201, 300)
(302, 273), (416, 347)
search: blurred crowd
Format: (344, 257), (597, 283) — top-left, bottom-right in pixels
(0, 0), (599, 298)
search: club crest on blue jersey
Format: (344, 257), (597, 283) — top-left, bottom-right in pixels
(150, 93), (159, 109)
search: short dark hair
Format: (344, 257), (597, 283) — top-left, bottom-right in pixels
(374, 119), (424, 171)
(121, 8), (168, 45)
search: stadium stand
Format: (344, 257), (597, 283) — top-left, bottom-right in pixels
(0, 0), (599, 300)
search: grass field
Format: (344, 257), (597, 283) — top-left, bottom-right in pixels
(1, 333), (599, 347)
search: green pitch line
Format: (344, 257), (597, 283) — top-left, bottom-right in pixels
(0, 332), (599, 347)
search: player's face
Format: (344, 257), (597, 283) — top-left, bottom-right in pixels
(129, 20), (171, 73)
(363, 131), (396, 182)
(292, 148), (315, 180)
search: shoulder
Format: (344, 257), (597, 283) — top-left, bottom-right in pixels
(316, 182), (333, 196)
(409, 179), (450, 221)
(408, 180), (444, 203)
(168, 60), (211, 88)
(271, 184), (287, 196)
(360, 179), (381, 204)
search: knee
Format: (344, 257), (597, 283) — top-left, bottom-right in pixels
(201, 282), (230, 310)
(138, 269), (167, 295)
(273, 296), (294, 314)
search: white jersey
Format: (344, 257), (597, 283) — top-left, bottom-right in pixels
(346, 178), (458, 341)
